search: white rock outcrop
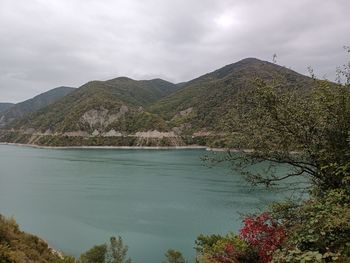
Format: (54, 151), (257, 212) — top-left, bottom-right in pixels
(80, 106), (129, 129)
(134, 130), (176, 138)
(103, 129), (123, 137)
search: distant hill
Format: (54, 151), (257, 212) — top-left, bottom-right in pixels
(0, 58), (314, 147)
(0, 103), (14, 113)
(0, 86), (75, 128)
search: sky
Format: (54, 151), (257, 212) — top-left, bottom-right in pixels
(0, 0), (349, 103)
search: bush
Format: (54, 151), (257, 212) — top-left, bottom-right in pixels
(195, 232), (260, 263)
(162, 249), (186, 263)
(271, 189), (350, 262)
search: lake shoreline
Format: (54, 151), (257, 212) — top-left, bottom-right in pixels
(0, 142), (226, 151)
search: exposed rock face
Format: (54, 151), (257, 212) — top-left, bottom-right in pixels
(80, 106), (129, 129)
(103, 129), (123, 137)
(119, 105), (129, 115)
(134, 130), (176, 138)
(171, 107), (194, 123)
(172, 123), (192, 135)
(135, 134), (185, 146)
(92, 129), (100, 136)
(43, 129), (53, 135)
(193, 131), (212, 136)
(24, 128), (36, 134)
(193, 130), (226, 137)
(80, 108), (111, 128)
(179, 107), (193, 117)
(63, 131), (89, 137)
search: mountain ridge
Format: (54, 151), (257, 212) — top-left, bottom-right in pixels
(0, 58), (315, 147)
(0, 103), (15, 113)
(0, 86), (75, 128)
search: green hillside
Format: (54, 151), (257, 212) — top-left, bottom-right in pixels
(7, 77), (178, 134)
(149, 58), (313, 132)
(1, 58), (315, 147)
(0, 86), (75, 128)
(0, 214), (64, 263)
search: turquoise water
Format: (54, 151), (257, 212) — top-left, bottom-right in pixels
(0, 145), (290, 262)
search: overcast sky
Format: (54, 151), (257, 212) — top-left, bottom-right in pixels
(0, 0), (349, 102)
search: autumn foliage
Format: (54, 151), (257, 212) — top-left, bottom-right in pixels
(195, 212), (286, 263)
(239, 213), (286, 263)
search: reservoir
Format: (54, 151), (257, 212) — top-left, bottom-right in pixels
(0, 145), (291, 262)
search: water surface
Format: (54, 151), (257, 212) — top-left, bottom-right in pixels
(0, 145), (290, 262)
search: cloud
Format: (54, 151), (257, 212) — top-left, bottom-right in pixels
(0, 0), (349, 102)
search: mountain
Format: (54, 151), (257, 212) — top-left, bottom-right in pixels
(149, 58), (313, 131)
(0, 86), (75, 128)
(6, 77), (179, 135)
(0, 103), (14, 113)
(0, 58), (314, 147)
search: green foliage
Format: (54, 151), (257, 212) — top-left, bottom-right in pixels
(195, 233), (260, 263)
(0, 215), (135, 263)
(80, 244), (107, 263)
(6, 77), (178, 134)
(106, 111), (169, 133)
(270, 189), (350, 262)
(0, 131), (31, 144)
(79, 236), (131, 263)
(0, 214), (63, 263)
(53, 256), (78, 263)
(162, 249), (186, 263)
(0, 87), (74, 127)
(204, 53), (350, 262)
(36, 135), (138, 147)
(219, 76), (350, 192)
(107, 236), (131, 263)
(150, 58), (313, 132)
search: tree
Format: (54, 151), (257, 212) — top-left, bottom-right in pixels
(199, 51), (350, 262)
(215, 71), (350, 194)
(195, 233), (260, 263)
(107, 236), (131, 263)
(80, 244), (107, 263)
(162, 249), (186, 263)
(79, 236), (131, 263)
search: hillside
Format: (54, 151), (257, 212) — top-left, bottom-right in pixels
(3, 78), (180, 145)
(0, 86), (75, 128)
(0, 103), (14, 113)
(0, 214), (64, 263)
(0, 58), (314, 147)
(149, 58), (313, 132)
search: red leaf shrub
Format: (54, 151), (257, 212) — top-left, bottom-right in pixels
(239, 212), (286, 263)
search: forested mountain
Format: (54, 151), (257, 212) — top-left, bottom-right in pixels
(0, 103), (14, 113)
(6, 78), (179, 134)
(149, 58), (313, 131)
(0, 86), (75, 128)
(0, 58), (314, 146)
